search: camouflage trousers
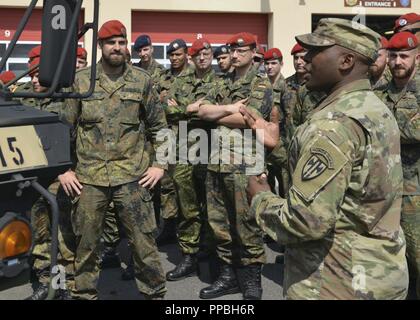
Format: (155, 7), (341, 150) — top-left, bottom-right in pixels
(171, 164), (207, 255)
(101, 202), (121, 247)
(31, 181), (76, 291)
(72, 182), (166, 300)
(206, 171), (266, 266)
(401, 195), (420, 299)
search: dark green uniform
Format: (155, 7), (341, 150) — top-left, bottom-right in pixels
(202, 66), (272, 267)
(165, 68), (218, 255)
(62, 62), (167, 299)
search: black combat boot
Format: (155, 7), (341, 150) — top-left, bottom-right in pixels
(199, 264), (240, 299)
(166, 254), (199, 281)
(58, 289), (73, 300)
(237, 264), (263, 300)
(98, 246), (120, 269)
(155, 218), (177, 246)
(25, 284), (49, 300)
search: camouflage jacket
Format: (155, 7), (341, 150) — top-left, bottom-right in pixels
(14, 81), (63, 114)
(292, 84), (326, 127)
(134, 59), (165, 84)
(165, 68), (218, 125)
(203, 66), (273, 174)
(62, 61), (168, 187)
(376, 71), (420, 196)
(272, 74), (289, 145)
(156, 65), (195, 96)
(371, 66), (392, 91)
(285, 73), (303, 92)
(252, 79), (408, 300)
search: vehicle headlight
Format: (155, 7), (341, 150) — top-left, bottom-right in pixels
(0, 220), (32, 259)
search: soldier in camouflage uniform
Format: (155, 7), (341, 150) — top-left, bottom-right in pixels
(16, 52), (76, 300)
(197, 32), (272, 300)
(59, 21), (167, 300)
(133, 35), (165, 83)
(214, 45), (234, 78)
(263, 48), (288, 197)
(152, 39), (196, 246)
(376, 32), (420, 299)
(163, 39), (218, 281)
(369, 37), (392, 91)
(283, 43), (326, 135)
(243, 18), (409, 300)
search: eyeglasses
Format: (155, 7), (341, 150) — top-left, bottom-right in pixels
(231, 48), (252, 56)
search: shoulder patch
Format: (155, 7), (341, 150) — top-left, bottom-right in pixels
(292, 136), (349, 202)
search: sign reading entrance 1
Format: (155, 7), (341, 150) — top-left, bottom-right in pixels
(344, 0), (411, 7)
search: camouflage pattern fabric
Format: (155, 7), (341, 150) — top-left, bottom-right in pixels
(62, 61), (168, 187)
(296, 18), (381, 61)
(292, 84), (326, 128)
(252, 79), (409, 299)
(71, 182), (166, 299)
(62, 61), (168, 299)
(163, 68), (218, 254)
(376, 69), (420, 299)
(207, 171), (265, 266)
(134, 59), (165, 85)
(31, 182), (76, 291)
(269, 75), (289, 197)
(201, 66), (273, 266)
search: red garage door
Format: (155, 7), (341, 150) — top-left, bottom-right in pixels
(131, 11), (268, 66)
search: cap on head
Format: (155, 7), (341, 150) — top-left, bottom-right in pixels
(264, 48), (283, 61)
(28, 45), (41, 61)
(394, 13), (420, 31)
(0, 71), (16, 84)
(29, 57), (40, 77)
(214, 45), (230, 58)
(98, 20), (127, 40)
(295, 18), (381, 61)
(291, 43), (305, 55)
(189, 38), (212, 57)
(226, 32), (256, 48)
(77, 47), (88, 59)
(388, 31), (418, 51)
(167, 39), (187, 54)
(134, 34), (152, 51)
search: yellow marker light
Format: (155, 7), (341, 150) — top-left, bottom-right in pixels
(0, 220), (32, 259)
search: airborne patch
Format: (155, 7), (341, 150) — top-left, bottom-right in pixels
(292, 136), (348, 202)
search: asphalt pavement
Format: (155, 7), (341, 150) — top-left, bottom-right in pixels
(0, 240), (285, 300)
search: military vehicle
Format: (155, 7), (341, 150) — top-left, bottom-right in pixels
(0, 0), (98, 299)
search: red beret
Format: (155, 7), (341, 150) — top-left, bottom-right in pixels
(98, 20), (127, 40)
(264, 48), (283, 61)
(380, 37), (389, 49)
(388, 32), (418, 51)
(77, 47), (87, 59)
(291, 43), (305, 55)
(394, 13), (420, 31)
(28, 45), (41, 60)
(256, 45), (265, 55)
(189, 38), (212, 57)
(29, 57), (40, 77)
(0, 71), (16, 84)
(226, 32), (256, 47)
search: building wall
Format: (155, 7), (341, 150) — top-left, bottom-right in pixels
(0, 0), (418, 76)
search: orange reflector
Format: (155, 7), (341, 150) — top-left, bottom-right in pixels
(0, 220), (32, 259)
